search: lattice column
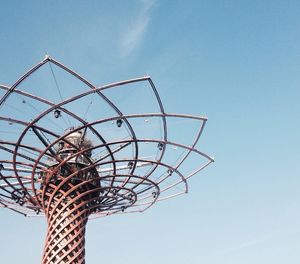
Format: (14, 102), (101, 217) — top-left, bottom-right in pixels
(41, 175), (94, 264)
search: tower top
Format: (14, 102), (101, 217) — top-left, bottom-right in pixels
(0, 57), (213, 218)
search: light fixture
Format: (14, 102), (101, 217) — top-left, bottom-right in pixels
(58, 141), (65, 150)
(116, 119), (123, 127)
(54, 109), (61, 118)
(128, 161), (134, 169)
(157, 142), (164, 151)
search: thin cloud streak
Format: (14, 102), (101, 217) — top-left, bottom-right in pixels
(120, 0), (155, 57)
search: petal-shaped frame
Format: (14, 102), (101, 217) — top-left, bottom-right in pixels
(0, 56), (214, 218)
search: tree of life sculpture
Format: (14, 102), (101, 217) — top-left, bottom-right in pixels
(0, 56), (213, 264)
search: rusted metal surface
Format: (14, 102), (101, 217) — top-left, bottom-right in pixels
(0, 56), (213, 263)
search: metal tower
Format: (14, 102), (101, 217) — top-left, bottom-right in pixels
(0, 56), (213, 263)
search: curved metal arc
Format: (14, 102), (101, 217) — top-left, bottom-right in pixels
(186, 159), (214, 179)
(99, 77), (168, 185)
(158, 162), (212, 194)
(93, 142), (131, 164)
(0, 57), (49, 107)
(0, 115), (32, 126)
(156, 192), (186, 202)
(0, 184), (15, 199)
(0, 84), (9, 89)
(0, 76), (151, 109)
(0, 141), (49, 167)
(96, 77), (168, 178)
(1, 77), (165, 119)
(0, 111), (207, 130)
(95, 77), (168, 187)
(96, 76), (151, 90)
(0, 202), (28, 216)
(0, 159), (42, 198)
(0, 160), (45, 177)
(169, 119), (208, 175)
(155, 159), (214, 203)
(119, 77), (168, 189)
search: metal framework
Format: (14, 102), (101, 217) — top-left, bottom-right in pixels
(0, 56), (213, 264)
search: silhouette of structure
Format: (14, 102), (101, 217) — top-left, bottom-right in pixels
(0, 56), (213, 263)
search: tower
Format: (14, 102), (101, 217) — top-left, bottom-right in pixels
(0, 56), (213, 263)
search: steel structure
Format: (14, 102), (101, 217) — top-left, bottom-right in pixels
(0, 56), (213, 264)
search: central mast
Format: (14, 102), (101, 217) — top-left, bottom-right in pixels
(41, 130), (99, 264)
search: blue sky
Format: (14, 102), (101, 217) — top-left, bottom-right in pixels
(1, 0), (300, 263)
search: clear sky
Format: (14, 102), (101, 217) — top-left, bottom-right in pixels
(1, 0), (300, 263)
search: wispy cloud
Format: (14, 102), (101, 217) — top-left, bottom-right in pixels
(120, 0), (155, 57)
